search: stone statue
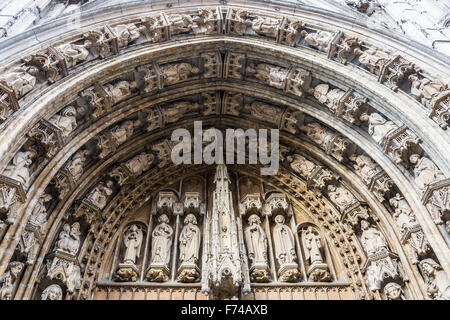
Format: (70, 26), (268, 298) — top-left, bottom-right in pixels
(163, 101), (199, 123)
(122, 224), (143, 265)
(48, 106), (77, 137)
(0, 65), (39, 97)
(245, 63), (288, 89)
(28, 193), (52, 235)
(355, 47), (390, 74)
(113, 24), (142, 47)
(66, 149), (90, 181)
(244, 101), (280, 123)
(56, 222), (81, 255)
(409, 154), (445, 192)
(300, 122), (334, 147)
(360, 219), (389, 257)
(104, 81), (136, 104)
(160, 63), (200, 86)
(236, 11), (280, 37)
(125, 152), (154, 176)
(57, 41), (91, 68)
(383, 282), (405, 300)
(327, 184), (357, 211)
(287, 154), (317, 178)
(244, 214), (268, 266)
(301, 30), (334, 51)
(168, 13), (196, 33)
(409, 74), (448, 107)
(111, 120), (139, 146)
(389, 194), (417, 233)
(3, 150), (36, 189)
(360, 112), (398, 144)
(179, 214), (201, 265)
(273, 215), (296, 265)
(351, 154), (382, 184)
(41, 284), (63, 300)
(419, 258), (450, 300)
(86, 180), (114, 209)
(150, 214), (173, 266)
(302, 226), (324, 265)
(0, 261), (24, 300)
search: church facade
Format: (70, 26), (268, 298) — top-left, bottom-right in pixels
(0, 0), (449, 300)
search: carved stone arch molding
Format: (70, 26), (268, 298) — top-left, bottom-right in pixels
(0, 0), (448, 300)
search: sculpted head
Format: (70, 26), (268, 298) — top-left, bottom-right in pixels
(409, 154), (420, 165)
(419, 258), (441, 277)
(158, 214), (170, 224)
(184, 214), (197, 225)
(248, 214), (261, 225)
(360, 219), (370, 230)
(383, 282), (403, 300)
(41, 284), (63, 300)
(274, 214), (285, 225)
(71, 222), (80, 233)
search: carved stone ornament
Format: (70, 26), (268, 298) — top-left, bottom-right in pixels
(178, 214), (201, 283)
(0, 64), (38, 98)
(46, 250), (81, 294)
(0, 80), (19, 123)
(41, 284), (63, 300)
(23, 47), (68, 84)
(0, 261), (24, 300)
(273, 214), (300, 282)
(244, 214), (270, 283)
(115, 224), (144, 282)
(146, 214), (173, 282)
(239, 194), (262, 216)
(419, 258), (450, 300)
(263, 193), (290, 216)
(302, 226), (331, 282)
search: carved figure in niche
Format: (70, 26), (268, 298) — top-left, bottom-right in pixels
(0, 65), (39, 97)
(66, 149), (90, 181)
(300, 122), (334, 147)
(244, 101), (280, 123)
(86, 180), (114, 209)
(3, 150), (36, 189)
(302, 226), (325, 265)
(150, 214), (173, 267)
(354, 47), (390, 74)
(57, 41), (92, 67)
(244, 214), (268, 266)
(350, 154), (382, 184)
(104, 81), (136, 104)
(409, 74), (448, 107)
(360, 219), (389, 257)
(160, 63), (200, 86)
(245, 63), (288, 89)
(287, 154), (317, 178)
(122, 224), (143, 265)
(301, 30), (333, 51)
(389, 194), (417, 232)
(125, 152), (154, 176)
(111, 120), (139, 145)
(28, 193), (52, 235)
(360, 112), (398, 144)
(179, 214), (201, 265)
(236, 11), (280, 37)
(168, 13), (196, 33)
(48, 106), (77, 137)
(327, 184), (357, 211)
(113, 24), (142, 47)
(383, 282), (405, 300)
(56, 222), (81, 255)
(419, 258), (450, 300)
(409, 154), (445, 192)
(164, 101), (200, 123)
(0, 261), (24, 300)
(41, 284), (63, 300)
(273, 215), (296, 265)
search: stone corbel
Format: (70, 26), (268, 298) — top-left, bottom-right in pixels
(0, 81), (19, 123)
(109, 164), (135, 188)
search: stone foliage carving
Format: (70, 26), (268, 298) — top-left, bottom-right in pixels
(244, 214), (270, 283)
(273, 214), (300, 282)
(178, 214), (201, 283)
(0, 261), (24, 300)
(147, 214), (173, 282)
(41, 284), (63, 300)
(55, 222), (81, 256)
(419, 258), (450, 300)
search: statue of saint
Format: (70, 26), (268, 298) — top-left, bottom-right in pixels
(179, 214), (201, 265)
(122, 224), (143, 265)
(360, 219), (388, 257)
(150, 214), (173, 266)
(244, 214), (268, 266)
(273, 215), (297, 265)
(302, 226), (324, 265)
